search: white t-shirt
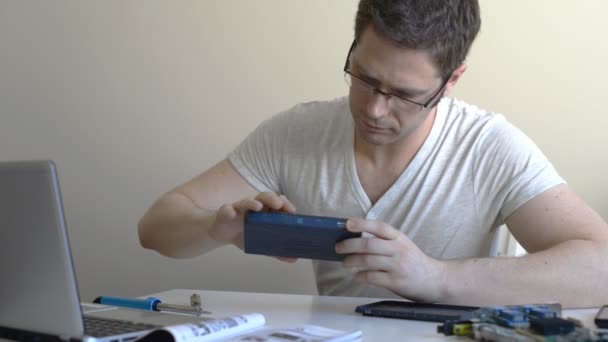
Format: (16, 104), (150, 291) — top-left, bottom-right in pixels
(228, 96), (564, 298)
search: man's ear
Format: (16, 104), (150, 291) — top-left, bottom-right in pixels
(443, 63), (468, 97)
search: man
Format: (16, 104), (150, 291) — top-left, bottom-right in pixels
(138, 0), (608, 308)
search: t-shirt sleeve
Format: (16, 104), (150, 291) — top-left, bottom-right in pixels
(227, 111), (291, 194)
(473, 116), (566, 221)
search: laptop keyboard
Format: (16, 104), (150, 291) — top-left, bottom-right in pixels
(83, 316), (159, 337)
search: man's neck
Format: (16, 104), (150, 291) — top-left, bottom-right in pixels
(355, 109), (437, 169)
(353, 109), (437, 204)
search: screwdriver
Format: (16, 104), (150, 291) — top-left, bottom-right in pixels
(93, 296), (210, 316)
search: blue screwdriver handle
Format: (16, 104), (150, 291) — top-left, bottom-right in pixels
(93, 296), (161, 311)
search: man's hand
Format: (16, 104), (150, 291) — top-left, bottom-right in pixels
(209, 192), (298, 263)
(335, 218), (447, 303)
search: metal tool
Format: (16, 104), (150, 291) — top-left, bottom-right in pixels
(93, 296), (211, 316)
(156, 302), (209, 315)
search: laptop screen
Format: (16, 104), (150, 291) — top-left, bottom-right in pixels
(0, 160), (85, 337)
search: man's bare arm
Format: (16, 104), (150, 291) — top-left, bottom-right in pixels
(440, 184), (608, 308)
(338, 184), (608, 307)
(138, 159), (262, 258)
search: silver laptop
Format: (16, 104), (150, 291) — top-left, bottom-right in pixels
(0, 160), (197, 341)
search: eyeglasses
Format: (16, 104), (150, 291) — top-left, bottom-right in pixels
(343, 40), (450, 113)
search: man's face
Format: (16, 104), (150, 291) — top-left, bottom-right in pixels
(347, 28), (447, 147)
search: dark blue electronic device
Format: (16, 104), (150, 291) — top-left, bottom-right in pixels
(244, 211), (361, 261)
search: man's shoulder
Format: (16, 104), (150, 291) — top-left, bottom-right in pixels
(440, 97), (514, 139)
(443, 97), (505, 126)
(260, 96), (350, 135)
(440, 97), (540, 156)
(254, 96), (351, 148)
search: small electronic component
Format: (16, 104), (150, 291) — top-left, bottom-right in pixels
(489, 307), (529, 328)
(436, 320), (474, 337)
(473, 323), (531, 341)
(524, 305), (556, 320)
(528, 317), (575, 336)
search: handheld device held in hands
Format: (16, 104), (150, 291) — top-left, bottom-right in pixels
(355, 300), (479, 322)
(595, 305), (608, 328)
(243, 211), (361, 261)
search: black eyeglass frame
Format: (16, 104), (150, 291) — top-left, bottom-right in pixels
(343, 40), (451, 110)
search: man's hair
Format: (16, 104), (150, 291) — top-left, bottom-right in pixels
(354, 0), (481, 79)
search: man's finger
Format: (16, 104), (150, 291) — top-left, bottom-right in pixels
(278, 195), (297, 213)
(274, 256), (298, 263)
(343, 254), (394, 272)
(336, 236), (394, 256)
(255, 192), (285, 211)
(346, 218), (400, 240)
(233, 199), (263, 214)
(216, 204), (238, 222)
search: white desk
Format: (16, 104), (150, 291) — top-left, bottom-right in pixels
(147, 289), (600, 341)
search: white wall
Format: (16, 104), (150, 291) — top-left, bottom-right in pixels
(1, 1), (606, 301)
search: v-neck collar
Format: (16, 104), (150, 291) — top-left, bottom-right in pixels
(345, 99), (449, 219)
